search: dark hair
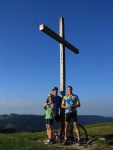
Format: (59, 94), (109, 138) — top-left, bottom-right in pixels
(67, 86), (73, 90)
(52, 87), (58, 91)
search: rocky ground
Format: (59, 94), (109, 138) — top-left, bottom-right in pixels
(33, 135), (113, 150)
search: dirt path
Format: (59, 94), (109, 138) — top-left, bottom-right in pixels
(33, 139), (96, 150)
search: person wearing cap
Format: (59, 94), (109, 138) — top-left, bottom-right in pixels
(46, 87), (63, 142)
(44, 93), (55, 145)
(61, 86), (80, 145)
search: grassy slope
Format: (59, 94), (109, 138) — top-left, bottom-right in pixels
(85, 122), (113, 135)
(84, 122), (113, 150)
(0, 122), (113, 150)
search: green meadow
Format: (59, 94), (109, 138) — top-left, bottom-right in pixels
(0, 122), (113, 150)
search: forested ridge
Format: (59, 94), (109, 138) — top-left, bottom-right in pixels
(0, 114), (113, 132)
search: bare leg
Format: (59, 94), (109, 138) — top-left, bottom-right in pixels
(65, 122), (69, 139)
(46, 124), (48, 138)
(58, 121), (62, 136)
(46, 124), (49, 139)
(47, 125), (53, 140)
(73, 122), (80, 139)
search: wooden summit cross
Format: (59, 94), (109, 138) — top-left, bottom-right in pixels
(39, 17), (79, 97)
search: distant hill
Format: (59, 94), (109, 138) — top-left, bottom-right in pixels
(0, 114), (113, 132)
(78, 115), (113, 125)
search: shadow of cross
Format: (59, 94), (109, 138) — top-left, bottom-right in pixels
(39, 17), (79, 97)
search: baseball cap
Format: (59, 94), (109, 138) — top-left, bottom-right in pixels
(52, 87), (58, 91)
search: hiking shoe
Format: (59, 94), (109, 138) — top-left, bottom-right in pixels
(45, 139), (53, 145)
(46, 139), (49, 142)
(64, 140), (68, 145)
(77, 139), (81, 145)
(58, 137), (62, 143)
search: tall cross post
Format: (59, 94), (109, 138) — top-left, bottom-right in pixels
(39, 17), (79, 97)
(59, 17), (65, 96)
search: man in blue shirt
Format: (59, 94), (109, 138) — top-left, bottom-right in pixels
(61, 86), (80, 145)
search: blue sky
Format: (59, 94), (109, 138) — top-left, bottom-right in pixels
(0, 0), (113, 117)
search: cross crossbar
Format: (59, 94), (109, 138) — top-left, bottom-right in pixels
(39, 24), (79, 54)
(39, 17), (79, 97)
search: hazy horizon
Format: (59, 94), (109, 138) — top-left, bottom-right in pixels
(0, 99), (113, 118)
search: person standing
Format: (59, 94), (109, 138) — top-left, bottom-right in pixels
(46, 87), (63, 142)
(44, 93), (55, 144)
(61, 86), (80, 145)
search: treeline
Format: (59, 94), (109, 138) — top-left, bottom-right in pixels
(0, 114), (113, 132)
(0, 114), (45, 132)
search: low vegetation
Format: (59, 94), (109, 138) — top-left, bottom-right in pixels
(0, 122), (113, 150)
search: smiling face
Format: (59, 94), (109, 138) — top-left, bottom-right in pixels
(67, 86), (73, 95)
(48, 93), (53, 102)
(53, 89), (58, 96)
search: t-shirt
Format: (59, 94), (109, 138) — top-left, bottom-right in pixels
(46, 95), (62, 116)
(62, 94), (79, 114)
(45, 103), (55, 119)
